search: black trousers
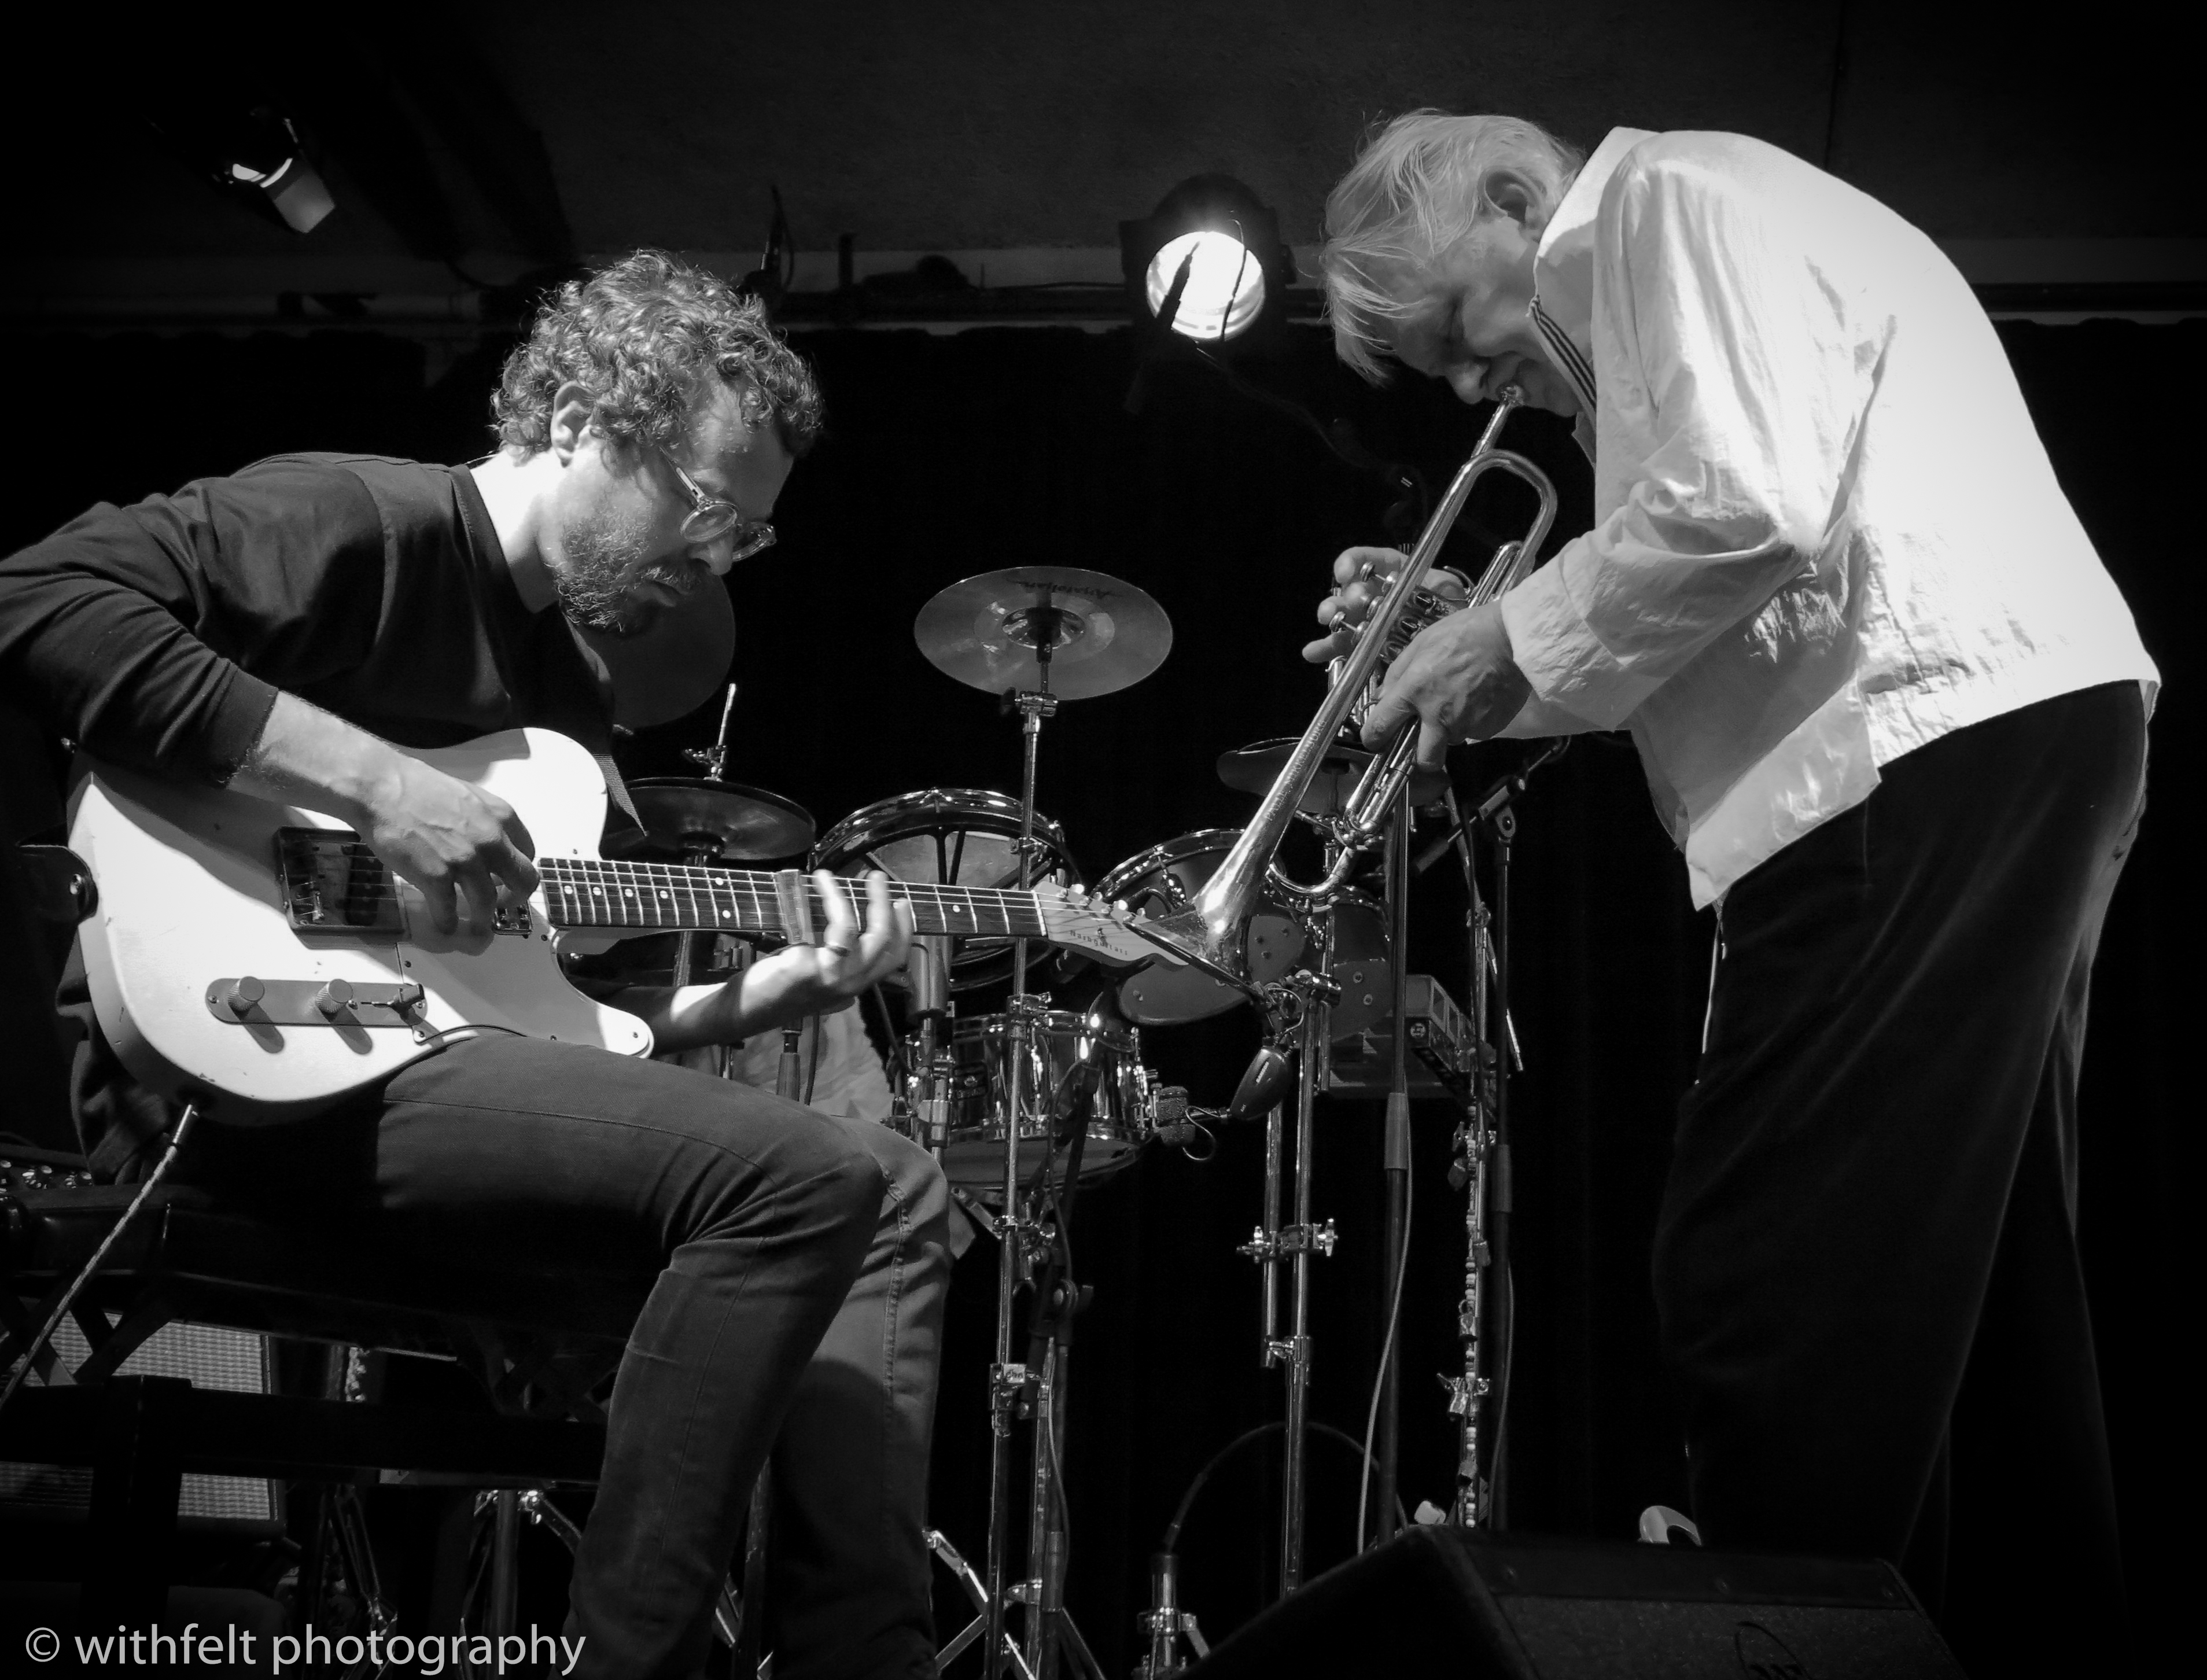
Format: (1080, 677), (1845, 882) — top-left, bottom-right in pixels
(186, 1036), (947, 1679)
(1653, 681), (2146, 1667)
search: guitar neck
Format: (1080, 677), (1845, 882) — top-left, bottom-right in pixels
(540, 857), (1045, 942)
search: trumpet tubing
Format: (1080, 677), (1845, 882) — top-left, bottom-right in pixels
(1143, 387), (1559, 990)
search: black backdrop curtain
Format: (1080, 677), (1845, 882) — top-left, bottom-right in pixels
(0, 315), (2194, 1669)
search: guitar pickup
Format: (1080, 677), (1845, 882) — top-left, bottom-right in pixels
(275, 827), (404, 933)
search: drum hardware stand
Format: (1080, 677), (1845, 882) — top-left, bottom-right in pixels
(670, 683), (741, 1077)
(1234, 964), (1340, 1596)
(980, 610), (1093, 1680)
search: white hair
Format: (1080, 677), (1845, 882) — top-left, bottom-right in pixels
(1320, 111), (1586, 382)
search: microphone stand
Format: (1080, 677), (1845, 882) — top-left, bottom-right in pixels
(1371, 784), (1414, 1543)
(1417, 742), (1563, 1528)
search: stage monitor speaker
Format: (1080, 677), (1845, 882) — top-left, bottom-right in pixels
(1184, 1526), (1965, 1678)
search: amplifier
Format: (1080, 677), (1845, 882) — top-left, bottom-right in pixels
(0, 1320), (283, 1529)
(1321, 973), (1480, 1096)
(1185, 1527), (1964, 1679)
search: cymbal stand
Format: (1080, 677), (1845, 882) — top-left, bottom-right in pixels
(672, 683), (740, 1073)
(981, 609), (1067, 1678)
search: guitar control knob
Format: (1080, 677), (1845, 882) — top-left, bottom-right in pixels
(313, 978), (354, 1016)
(224, 976), (265, 1016)
(391, 982), (426, 1014)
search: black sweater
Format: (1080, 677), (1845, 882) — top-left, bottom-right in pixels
(0, 452), (614, 778)
(0, 452), (619, 1172)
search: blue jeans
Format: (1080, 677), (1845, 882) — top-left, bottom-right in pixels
(190, 1034), (950, 1679)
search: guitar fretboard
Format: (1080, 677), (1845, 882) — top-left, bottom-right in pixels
(540, 857), (1047, 941)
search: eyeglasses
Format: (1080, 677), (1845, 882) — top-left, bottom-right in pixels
(658, 451), (778, 561)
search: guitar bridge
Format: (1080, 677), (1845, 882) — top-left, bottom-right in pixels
(275, 827), (403, 933)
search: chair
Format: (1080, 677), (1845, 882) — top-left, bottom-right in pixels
(0, 842), (632, 1641)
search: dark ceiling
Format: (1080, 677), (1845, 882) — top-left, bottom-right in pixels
(11, 0), (2201, 303)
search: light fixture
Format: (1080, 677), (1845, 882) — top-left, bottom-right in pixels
(146, 99), (336, 234)
(1120, 174), (1287, 345)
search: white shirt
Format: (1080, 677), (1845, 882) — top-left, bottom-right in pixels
(1498, 128), (2158, 906)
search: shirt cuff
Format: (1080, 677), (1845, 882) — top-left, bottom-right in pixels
(198, 668), (283, 784)
(1499, 552), (1662, 731)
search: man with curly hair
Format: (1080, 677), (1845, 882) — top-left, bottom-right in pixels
(1305, 115), (2154, 1666)
(0, 251), (949, 1678)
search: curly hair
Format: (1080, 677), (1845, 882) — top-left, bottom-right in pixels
(492, 250), (824, 459)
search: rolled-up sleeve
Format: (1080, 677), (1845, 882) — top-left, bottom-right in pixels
(1500, 149), (1869, 731)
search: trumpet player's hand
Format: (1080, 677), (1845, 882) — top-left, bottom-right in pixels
(1359, 600), (1532, 768)
(1299, 547), (1468, 665)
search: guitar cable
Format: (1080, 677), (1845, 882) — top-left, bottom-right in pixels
(0, 1100), (204, 1417)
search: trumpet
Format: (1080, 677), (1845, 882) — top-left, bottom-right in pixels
(1141, 386), (1557, 990)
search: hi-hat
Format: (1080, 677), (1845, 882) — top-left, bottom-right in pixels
(914, 566), (1171, 699)
(1217, 735), (1448, 818)
(610, 778), (816, 861)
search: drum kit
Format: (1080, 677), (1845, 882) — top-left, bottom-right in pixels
(612, 388), (1565, 1680)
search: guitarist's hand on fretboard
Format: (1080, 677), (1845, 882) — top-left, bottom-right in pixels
(719, 870), (913, 1035)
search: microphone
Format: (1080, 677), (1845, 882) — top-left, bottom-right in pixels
(1226, 1040), (1296, 1121)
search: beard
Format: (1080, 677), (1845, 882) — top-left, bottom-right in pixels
(553, 503), (699, 635)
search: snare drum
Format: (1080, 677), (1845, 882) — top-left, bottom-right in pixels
(814, 789), (1071, 989)
(914, 1010), (1154, 1193)
(1095, 830), (1307, 1023)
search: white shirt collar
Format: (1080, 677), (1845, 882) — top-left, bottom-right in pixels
(1533, 127), (1657, 371)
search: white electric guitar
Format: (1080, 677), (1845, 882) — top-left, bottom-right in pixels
(66, 727), (1175, 1123)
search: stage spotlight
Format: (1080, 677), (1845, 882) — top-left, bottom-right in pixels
(1121, 174), (1288, 345)
(146, 100), (335, 234)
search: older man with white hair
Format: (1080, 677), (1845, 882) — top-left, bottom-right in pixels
(1306, 113), (2154, 1663)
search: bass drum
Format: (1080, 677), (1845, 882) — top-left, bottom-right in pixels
(1096, 829), (1306, 1024)
(1318, 888), (1392, 1038)
(813, 789), (1071, 990)
(923, 1010), (1155, 1195)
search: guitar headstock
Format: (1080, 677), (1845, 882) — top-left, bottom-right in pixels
(1036, 883), (1187, 968)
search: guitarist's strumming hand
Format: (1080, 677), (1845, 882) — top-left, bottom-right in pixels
(229, 692), (539, 935)
(355, 756), (539, 937)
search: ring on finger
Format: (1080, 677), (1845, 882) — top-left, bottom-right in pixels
(823, 941), (854, 956)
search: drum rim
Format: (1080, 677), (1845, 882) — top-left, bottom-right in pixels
(948, 1008), (1140, 1050)
(1094, 827), (1248, 895)
(812, 786), (1070, 870)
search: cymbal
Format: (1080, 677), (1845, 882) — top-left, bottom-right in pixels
(913, 567), (1171, 700)
(573, 579), (737, 730)
(1216, 735), (1448, 817)
(610, 777), (816, 861)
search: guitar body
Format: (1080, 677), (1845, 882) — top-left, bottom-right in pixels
(68, 728), (651, 1125)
